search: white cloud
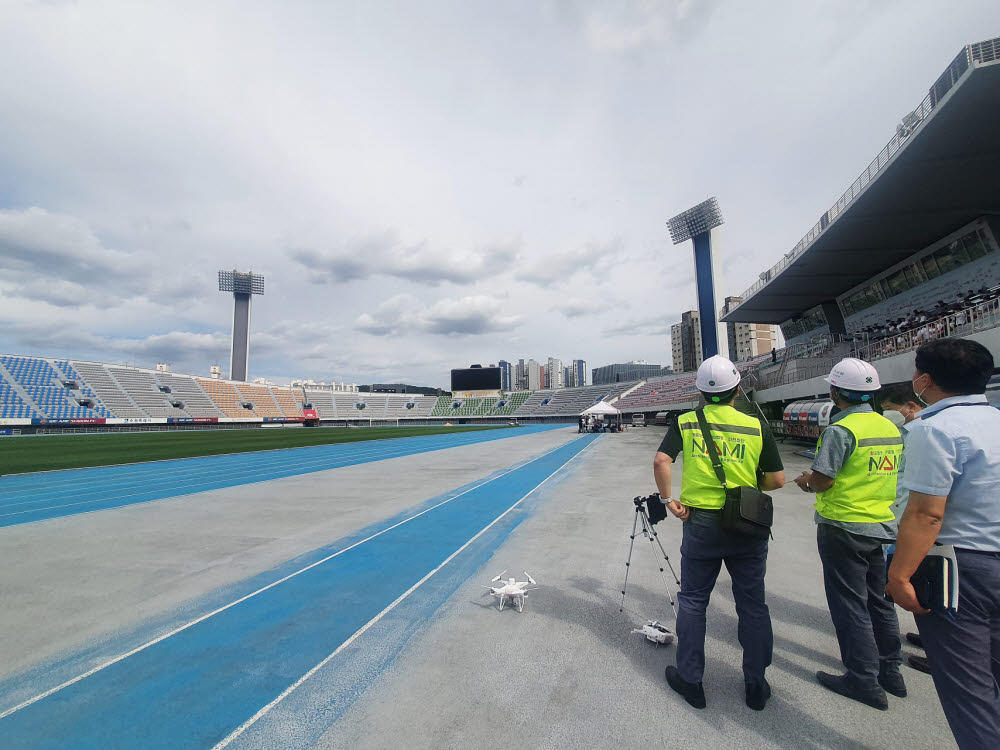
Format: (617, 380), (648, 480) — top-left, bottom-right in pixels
(355, 294), (523, 337)
(290, 236), (519, 287)
(552, 298), (612, 318)
(515, 239), (620, 286)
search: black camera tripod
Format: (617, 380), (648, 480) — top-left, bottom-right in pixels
(620, 493), (682, 619)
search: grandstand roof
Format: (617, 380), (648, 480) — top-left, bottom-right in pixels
(723, 38), (1000, 324)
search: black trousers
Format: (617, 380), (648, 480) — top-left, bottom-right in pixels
(816, 523), (901, 689)
(917, 549), (1000, 750)
(675, 510), (772, 685)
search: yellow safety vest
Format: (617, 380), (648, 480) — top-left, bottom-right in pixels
(677, 404), (764, 509)
(814, 411), (902, 523)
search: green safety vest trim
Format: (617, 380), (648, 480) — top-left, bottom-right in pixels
(677, 405), (764, 509)
(815, 411), (902, 524)
(678, 422), (762, 436)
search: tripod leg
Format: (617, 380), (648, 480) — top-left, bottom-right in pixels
(639, 508), (680, 620)
(620, 506), (642, 612)
(644, 510), (682, 587)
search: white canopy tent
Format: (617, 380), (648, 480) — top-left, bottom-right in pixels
(580, 401), (621, 417)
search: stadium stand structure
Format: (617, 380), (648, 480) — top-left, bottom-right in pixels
(719, 36), (1000, 410)
(11, 349), (913, 429)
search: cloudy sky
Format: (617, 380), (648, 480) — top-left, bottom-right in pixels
(0, 1), (996, 388)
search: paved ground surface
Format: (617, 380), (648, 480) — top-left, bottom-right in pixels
(0, 425), (956, 749)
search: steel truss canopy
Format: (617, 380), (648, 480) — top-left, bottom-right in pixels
(667, 197), (724, 244)
(218, 270), (265, 295)
(722, 37), (1000, 324)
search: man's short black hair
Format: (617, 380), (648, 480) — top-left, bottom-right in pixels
(915, 338), (994, 395)
(879, 382), (919, 407)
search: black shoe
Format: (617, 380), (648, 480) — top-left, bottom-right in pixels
(816, 671), (888, 710)
(665, 665), (706, 709)
(905, 632), (923, 649)
(878, 667), (907, 697)
(745, 679), (771, 711)
(908, 654), (932, 674)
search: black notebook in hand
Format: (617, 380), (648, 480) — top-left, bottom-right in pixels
(887, 549), (958, 617)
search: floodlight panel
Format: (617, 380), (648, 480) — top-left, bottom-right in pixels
(667, 197), (724, 245)
(218, 270), (264, 295)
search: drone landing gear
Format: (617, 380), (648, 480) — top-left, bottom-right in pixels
(621, 497), (682, 637)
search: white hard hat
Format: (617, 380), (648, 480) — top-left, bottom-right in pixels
(824, 358), (881, 391)
(696, 355), (741, 393)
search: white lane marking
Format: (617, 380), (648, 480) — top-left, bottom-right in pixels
(0, 436), (587, 719)
(211, 435), (597, 749)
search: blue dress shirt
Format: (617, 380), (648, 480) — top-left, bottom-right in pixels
(900, 394), (1000, 552)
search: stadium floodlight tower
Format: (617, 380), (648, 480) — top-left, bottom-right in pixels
(667, 197), (724, 359)
(218, 269), (264, 382)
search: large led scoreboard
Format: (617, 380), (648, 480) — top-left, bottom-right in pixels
(451, 365), (502, 392)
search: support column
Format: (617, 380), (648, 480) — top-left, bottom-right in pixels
(692, 232), (719, 359)
(230, 292), (252, 382)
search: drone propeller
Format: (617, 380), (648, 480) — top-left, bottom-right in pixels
(491, 570), (507, 583)
(524, 572), (536, 585)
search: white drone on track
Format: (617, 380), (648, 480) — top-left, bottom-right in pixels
(483, 570), (538, 612)
(631, 620), (674, 645)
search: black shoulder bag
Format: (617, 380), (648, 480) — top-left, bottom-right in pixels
(695, 408), (774, 540)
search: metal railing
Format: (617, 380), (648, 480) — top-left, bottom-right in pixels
(853, 297), (1000, 362)
(733, 44), (977, 305)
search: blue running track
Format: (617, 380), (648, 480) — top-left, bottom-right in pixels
(0, 432), (599, 749)
(0, 425), (566, 528)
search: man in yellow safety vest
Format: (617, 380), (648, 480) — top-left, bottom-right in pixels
(794, 357), (905, 710)
(654, 355), (785, 711)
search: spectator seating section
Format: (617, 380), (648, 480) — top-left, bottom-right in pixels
(335, 393), (369, 416)
(71, 361), (148, 418)
(153, 372), (225, 418)
(531, 384), (618, 415)
(0, 373), (35, 419)
(408, 395), (439, 416)
(614, 375), (703, 411)
(234, 383), (283, 418)
(512, 390), (553, 416)
(486, 391), (530, 416)
(106, 366), (185, 418)
(430, 395), (454, 417)
(197, 378), (257, 418)
(272, 388), (304, 418)
(385, 395), (421, 419)
(303, 390), (336, 419)
(0, 355), (113, 420)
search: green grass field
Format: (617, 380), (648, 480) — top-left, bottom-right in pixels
(1, 425), (507, 476)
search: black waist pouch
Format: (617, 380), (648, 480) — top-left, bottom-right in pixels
(722, 486), (773, 539)
(696, 408), (774, 540)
